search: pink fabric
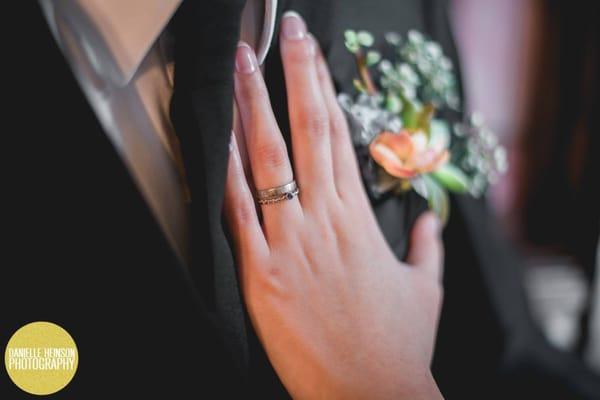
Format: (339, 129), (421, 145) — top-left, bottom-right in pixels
(451, 0), (537, 217)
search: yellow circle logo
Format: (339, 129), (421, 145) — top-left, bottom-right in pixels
(4, 321), (78, 396)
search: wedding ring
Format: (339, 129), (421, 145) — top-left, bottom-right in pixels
(256, 181), (300, 205)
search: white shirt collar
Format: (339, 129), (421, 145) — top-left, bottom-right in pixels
(40, 0), (181, 87)
(40, 0), (277, 87)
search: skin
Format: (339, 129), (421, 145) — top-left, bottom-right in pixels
(224, 12), (445, 400)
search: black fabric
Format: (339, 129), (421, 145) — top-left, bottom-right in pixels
(170, 0), (250, 376)
(434, 196), (600, 399)
(2, 2), (244, 398)
(4, 0), (600, 399)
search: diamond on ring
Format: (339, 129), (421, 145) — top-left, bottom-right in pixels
(256, 181), (299, 205)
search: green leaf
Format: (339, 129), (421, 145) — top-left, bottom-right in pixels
(415, 103), (435, 132)
(345, 41), (360, 54)
(431, 164), (470, 193)
(344, 30), (358, 44)
(344, 30), (360, 53)
(357, 31), (375, 47)
(385, 92), (402, 114)
(366, 51), (381, 66)
(413, 175), (450, 224)
(429, 119), (450, 149)
(401, 100), (421, 129)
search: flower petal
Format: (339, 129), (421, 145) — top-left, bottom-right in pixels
(429, 150), (450, 171)
(411, 131), (428, 153)
(413, 148), (449, 173)
(369, 131), (420, 178)
(380, 131), (414, 158)
(369, 142), (417, 178)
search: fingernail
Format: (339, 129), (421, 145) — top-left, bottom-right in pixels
(229, 131), (236, 153)
(425, 213), (442, 235)
(281, 11), (306, 40)
(235, 42), (257, 74)
(307, 33), (318, 56)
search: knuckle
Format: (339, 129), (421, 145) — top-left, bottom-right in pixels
(317, 219), (338, 244)
(235, 199), (256, 225)
(330, 112), (349, 137)
(241, 79), (270, 104)
(327, 205), (347, 229)
(255, 141), (288, 169)
(297, 111), (329, 138)
(265, 264), (283, 280)
(316, 60), (328, 82)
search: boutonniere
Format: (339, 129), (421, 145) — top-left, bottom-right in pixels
(338, 30), (507, 223)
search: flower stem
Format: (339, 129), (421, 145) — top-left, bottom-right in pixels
(416, 103), (435, 132)
(355, 51), (377, 95)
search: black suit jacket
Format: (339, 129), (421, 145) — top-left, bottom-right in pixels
(3, 1), (599, 399)
(2, 2), (245, 398)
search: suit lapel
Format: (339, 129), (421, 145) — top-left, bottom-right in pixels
(170, 0), (250, 375)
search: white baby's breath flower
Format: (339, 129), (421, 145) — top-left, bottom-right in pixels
(385, 32), (402, 46)
(338, 93), (403, 146)
(398, 63), (419, 85)
(408, 30), (424, 45)
(425, 42), (442, 60)
(440, 57), (453, 71)
(470, 112), (485, 127)
(379, 60), (393, 73)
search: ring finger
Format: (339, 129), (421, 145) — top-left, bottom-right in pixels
(234, 42), (303, 228)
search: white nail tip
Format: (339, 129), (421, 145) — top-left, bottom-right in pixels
(282, 10), (303, 20)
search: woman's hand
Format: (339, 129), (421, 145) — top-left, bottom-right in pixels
(224, 12), (444, 400)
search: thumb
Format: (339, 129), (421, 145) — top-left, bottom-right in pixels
(406, 212), (444, 281)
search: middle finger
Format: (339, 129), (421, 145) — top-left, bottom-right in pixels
(280, 12), (336, 203)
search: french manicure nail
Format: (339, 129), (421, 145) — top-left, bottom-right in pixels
(235, 42), (257, 74)
(281, 11), (307, 40)
(426, 213), (442, 235)
(307, 33), (318, 56)
(229, 131), (237, 153)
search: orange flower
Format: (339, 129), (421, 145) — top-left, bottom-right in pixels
(369, 130), (449, 179)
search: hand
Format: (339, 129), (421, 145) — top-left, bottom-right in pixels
(224, 12), (444, 400)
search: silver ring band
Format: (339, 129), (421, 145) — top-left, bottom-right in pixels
(257, 181), (299, 205)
